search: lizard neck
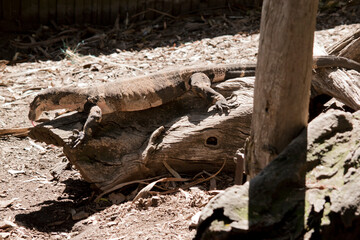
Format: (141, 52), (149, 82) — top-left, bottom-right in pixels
(53, 88), (89, 111)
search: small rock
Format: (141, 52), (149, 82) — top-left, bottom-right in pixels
(106, 221), (117, 227)
(0, 232), (11, 238)
(151, 196), (161, 207)
(0, 220), (17, 229)
(109, 192), (126, 204)
(50, 160), (70, 180)
(0, 198), (17, 209)
(189, 211), (202, 228)
(71, 211), (90, 221)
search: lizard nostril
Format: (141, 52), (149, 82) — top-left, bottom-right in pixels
(206, 136), (218, 146)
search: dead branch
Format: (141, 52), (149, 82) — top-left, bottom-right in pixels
(0, 127), (31, 138)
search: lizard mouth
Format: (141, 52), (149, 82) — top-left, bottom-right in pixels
(28, 96), (42, 121)
(28, 111), (36, 121)
(28, 106), (41, 121)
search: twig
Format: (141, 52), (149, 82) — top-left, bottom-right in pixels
(159, 159), (227, 195)
(163, 161), (182, 178)
(29, 140), (46, 151)
(95, 175), (165, 201)
(132, 8), (176, 19)
(0, 127), (32, 137)
(85, 56), (146, 74)
(129, 160), (228, 198)
(57, 28), (79, 37)
(22, 87), (45, 93)
(83, 33), (106, 44)
(132, 177), (190, 202)
(6, 68), (55, 78)
(11, 36), (67, 49)
(221, 15), (236, 28)
(37, 46), (52, 58)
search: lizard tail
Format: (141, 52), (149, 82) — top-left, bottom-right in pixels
(314, 56), (360, 72)
(225, 69), (256, 79)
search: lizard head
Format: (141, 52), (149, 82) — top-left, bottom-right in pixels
(29, 87), (88, 121)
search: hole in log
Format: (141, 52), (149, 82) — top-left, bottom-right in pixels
(265, 100), (270, 113)
(206, 137), (218, 146)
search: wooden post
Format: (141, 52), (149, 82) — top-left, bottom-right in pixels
(246, 0), (319, 178)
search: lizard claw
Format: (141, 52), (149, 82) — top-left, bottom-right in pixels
(215, 100), (230, 114)
(209, 98), (240, 114)
(208, 99), (230, 114)
(70, 130), (86, 148)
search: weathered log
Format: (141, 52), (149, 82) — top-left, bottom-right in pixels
(30, 77), (255, 192)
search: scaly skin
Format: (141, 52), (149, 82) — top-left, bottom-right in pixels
(29, 63), (256, 121)
(28, 56), (360, 147)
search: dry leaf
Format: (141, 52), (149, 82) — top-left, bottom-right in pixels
(133, 177), (190, 202)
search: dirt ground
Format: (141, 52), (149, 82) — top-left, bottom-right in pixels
(1, 5), (360, 240)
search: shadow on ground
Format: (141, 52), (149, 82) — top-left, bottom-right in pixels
(14, 178), (100, 232)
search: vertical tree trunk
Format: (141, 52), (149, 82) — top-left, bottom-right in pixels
(246, 0), (319, 178)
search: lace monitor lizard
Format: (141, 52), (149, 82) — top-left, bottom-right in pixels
(29, 56), (360, 147)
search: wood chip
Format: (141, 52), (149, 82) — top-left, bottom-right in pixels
(0, 198), (17, 209)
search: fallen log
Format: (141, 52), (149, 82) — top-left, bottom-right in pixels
(29, 77), (255, 192)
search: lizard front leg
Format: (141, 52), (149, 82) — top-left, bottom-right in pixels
(72, 105), (102, 148)
(190, 72), (232, 113)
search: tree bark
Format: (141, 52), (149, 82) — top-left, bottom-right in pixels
(246, 0), (319, 178)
